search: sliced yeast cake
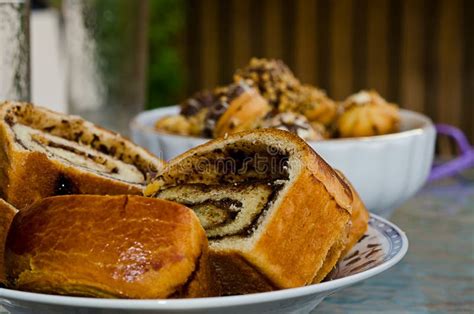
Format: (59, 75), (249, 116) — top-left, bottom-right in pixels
(145, 129), (352, 294)
(0, 102), (164, 208)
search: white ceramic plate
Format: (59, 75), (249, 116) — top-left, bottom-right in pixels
(130, 107), (436, 216)
(0, 214), (408, 314)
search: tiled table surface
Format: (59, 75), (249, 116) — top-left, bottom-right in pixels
(317, 170), (474, 313)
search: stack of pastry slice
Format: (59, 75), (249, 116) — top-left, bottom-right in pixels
(145, 129), (356, 295)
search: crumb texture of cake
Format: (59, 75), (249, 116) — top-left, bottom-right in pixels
(145, 129), (353, 294)
(5, 195), (214, 298)
(0, 101), (164, 208)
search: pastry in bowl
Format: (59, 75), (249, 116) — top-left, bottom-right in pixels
(257, 112), (327, 141)
(5, 195), (213, 298)
(336, 90), (400, 137)
(156, 81), (271, 139)
(145, 129), (353, 295)
(212, 83), (271, 138)
(152, 58), (401, 142)
(279, 84), (338, 127)
(233, 58), (301, 108)
(0, 101), (164, 208)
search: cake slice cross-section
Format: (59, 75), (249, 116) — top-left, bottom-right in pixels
(0, 101), (164, 208)
(145, 129), (352, 294)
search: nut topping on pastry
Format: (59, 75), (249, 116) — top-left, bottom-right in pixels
(154, 58), (401, 141)
(233, 58), (300, 108)
(259, 112), (326, 141)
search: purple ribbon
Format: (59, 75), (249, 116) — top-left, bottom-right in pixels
(428, 124), (474, 181)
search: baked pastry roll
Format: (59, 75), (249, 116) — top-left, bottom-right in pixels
(293, 85), (338, 126)
(145, 129), (352, 294)
(0, 101), (164, 208)
(154, 114), (198, 136)
(5, 195), (213, 298)
(258, 112), (326, 141)
(0, 199), (17, 286)
(213, 84), (271, 138)
(233, 58), (301, 108)
(336, 90), (400, 137)
(156, 82), (270, 139)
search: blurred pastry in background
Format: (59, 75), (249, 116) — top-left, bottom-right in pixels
(212, 83), (271, 138)
(336, 90), (400, 138)
(280, 84), (338, 127)
(202, 82), (271, 138)
(154, 59), (401, 141)
(233, 58), (300, 108)
(156, 81), (270, 139)
(258, 112), (326, 141)
(154, 114), (196, 136)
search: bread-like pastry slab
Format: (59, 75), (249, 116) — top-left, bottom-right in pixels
(0, 199), (17, 286)
(5, 195), (213, 298)
(0, 102), (164, 208)
(145, 129), (352, 294)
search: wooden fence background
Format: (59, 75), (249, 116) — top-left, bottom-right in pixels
(182, 0), (474, 143)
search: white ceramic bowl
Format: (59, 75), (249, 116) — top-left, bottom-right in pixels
(130, 106), (435, 216)
(0, 214), (407, 314)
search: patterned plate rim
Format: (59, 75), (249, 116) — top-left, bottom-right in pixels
(0, 214), (408, 310)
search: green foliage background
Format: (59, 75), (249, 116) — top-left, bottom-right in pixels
(146, 0), (185, 109)
(50, 0), (186, 110)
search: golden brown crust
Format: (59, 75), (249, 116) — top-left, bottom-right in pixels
(335, 171), (370, 257)
(214, 90), (271, 138)
(0, 199), (17, 286)
(311, 224), (349, 283)
(245, 171), (351, 287)
(0, 101), (165, 209)
(0, 150), (142, 209)
(5, 195), (212, 298)
(336, 90), (400, 137)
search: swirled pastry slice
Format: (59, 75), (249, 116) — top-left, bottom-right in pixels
(0, 101), (164, 208)
(145, 129), (352, 294)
